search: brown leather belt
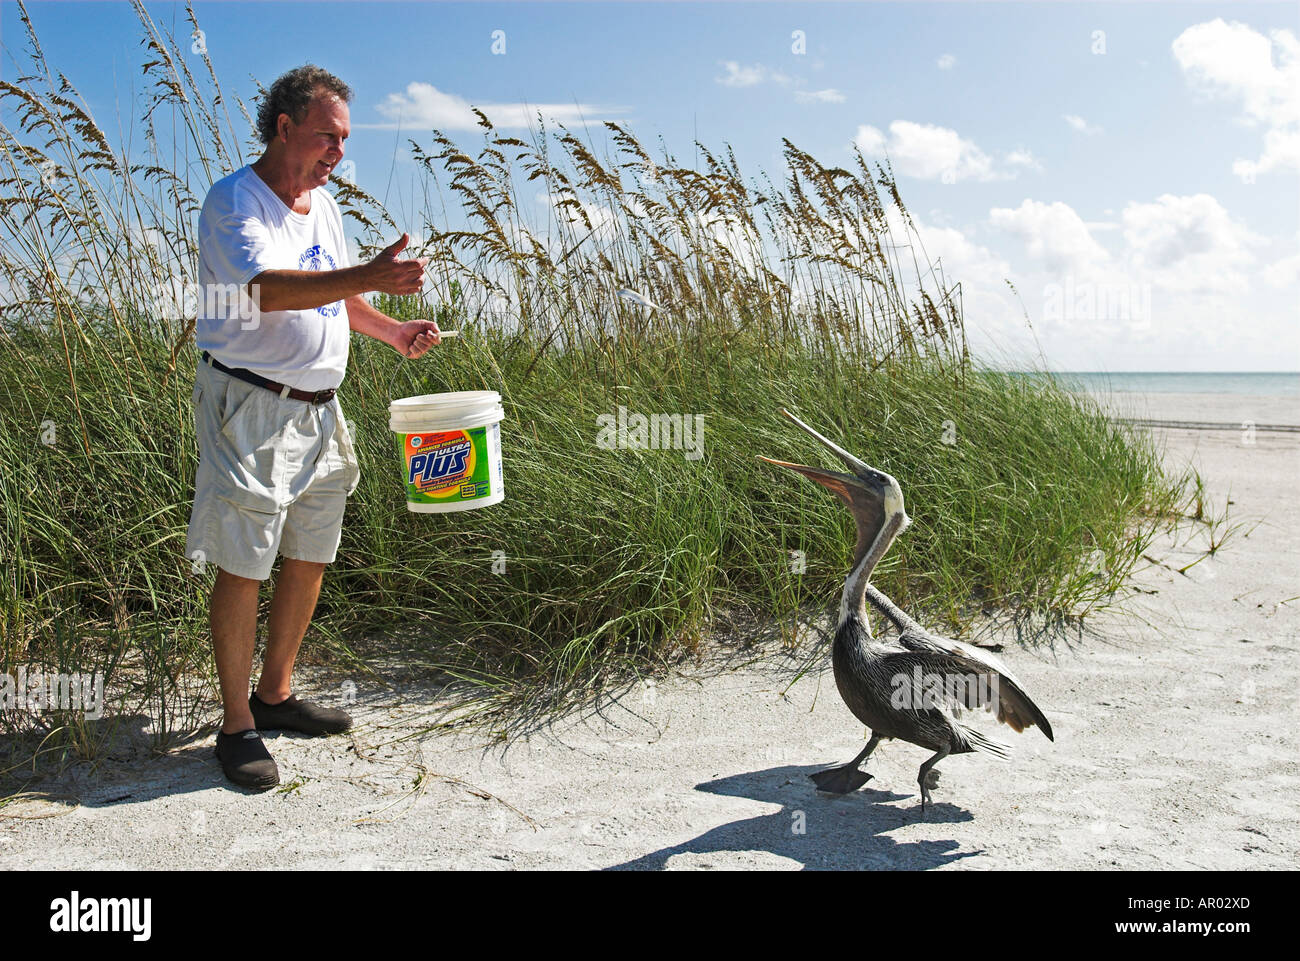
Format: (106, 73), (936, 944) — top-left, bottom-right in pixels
(202, 351), (337, 404)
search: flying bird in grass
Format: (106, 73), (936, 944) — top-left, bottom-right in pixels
(759, 408), (1054, 810)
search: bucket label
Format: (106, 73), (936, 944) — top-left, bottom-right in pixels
(398, 426), (495, 502)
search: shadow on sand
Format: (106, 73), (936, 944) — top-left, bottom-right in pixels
(608, 763), (978, 871)
(0, 713), (330, 814)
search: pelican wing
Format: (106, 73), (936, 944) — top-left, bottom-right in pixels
(864, 583), (924, 636)
(896, 630), (1054, 740)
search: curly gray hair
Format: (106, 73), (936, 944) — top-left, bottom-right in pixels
(256, 65), (353, 145)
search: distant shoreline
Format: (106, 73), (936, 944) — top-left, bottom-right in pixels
(1116, 417), (1300, 433)
(1015, 371), (1300, 398)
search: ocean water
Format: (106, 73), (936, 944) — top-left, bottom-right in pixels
(1041, 372), (1300, 397)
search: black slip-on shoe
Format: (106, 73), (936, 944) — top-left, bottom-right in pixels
(250, 692), (352, 736)
(215, 729), (279, 790)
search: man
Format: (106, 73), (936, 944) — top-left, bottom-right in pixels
(185, 65), (442, 789)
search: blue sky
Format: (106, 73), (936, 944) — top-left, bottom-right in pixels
(3, 0), (1298, 370)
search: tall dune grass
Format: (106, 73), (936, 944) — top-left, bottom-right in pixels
(0, 1), (1191, 768)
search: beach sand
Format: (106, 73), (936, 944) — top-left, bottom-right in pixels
(1082, 390), (1300, 430)
(2, 393), (1297, 869)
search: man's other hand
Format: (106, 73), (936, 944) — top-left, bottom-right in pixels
(366, 233), (427, 296)
(394, 319), (442, 358)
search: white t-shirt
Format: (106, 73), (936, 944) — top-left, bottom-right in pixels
(196, 165), (351, 392)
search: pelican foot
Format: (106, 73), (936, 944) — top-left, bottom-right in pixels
(918, 771), (940, 810)
(809, 765), (873, 794)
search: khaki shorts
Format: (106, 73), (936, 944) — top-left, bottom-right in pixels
(185, 357), (361, 581)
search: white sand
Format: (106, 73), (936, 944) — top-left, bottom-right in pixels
(1081, 390), (1300, 428)
(2, 394), (1297, 869)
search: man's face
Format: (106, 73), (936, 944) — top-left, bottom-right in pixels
(280, 90), (350, 189)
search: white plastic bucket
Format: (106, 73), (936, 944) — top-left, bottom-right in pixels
(388, 391), (505, 513)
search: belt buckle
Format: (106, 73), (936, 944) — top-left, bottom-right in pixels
(314, 388), (335, 404)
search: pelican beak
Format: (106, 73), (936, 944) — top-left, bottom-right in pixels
(758, 408), (906, 519)
(776, 408), (873, 476)
(755, 456), (865, 502)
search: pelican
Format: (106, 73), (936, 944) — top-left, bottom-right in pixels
(759, 408), (1054, 809)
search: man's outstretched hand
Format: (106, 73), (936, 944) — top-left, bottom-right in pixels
(393, 319), (442, 358)
(365, 233), (427, 296)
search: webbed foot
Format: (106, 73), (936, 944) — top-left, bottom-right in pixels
(918, 770), (940, 810)
(809, 765), (873, 794)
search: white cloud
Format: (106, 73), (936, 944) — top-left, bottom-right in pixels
(932, 194), (1295, 369)
(367, 82), (615, 131)
(1172, 19), (1300, 180)
(769, 206), (1023, 354)
(1262, 249), (1300, 288)
(1121, 193), (1263, 292)
(1233, 126), (1300, 181)
(537, 192), (620, 247)
(873, 208), (1035, 360)
(716, 61), (765, 88)
(1004, 149), (1043, 172)
(691, 210), (764, 276)
(783, 193), (1295, 369)
(990, 193), (1264, 294)
(1062, 113), (1103, 135)
(855, 125), (886, 156)
(937, 53), (957, 70)
(1261, 233), (1300, 288)
(854, 120), (1038, 181)
(907, 217), (1012, 286)
(716, 61), (794, 89)
(794, 88), (846, 104)
(990, 199), (1111, 274)
(977, 195), (1281, 368)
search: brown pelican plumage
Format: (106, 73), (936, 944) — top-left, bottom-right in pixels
(760, 408), (1054, 809)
